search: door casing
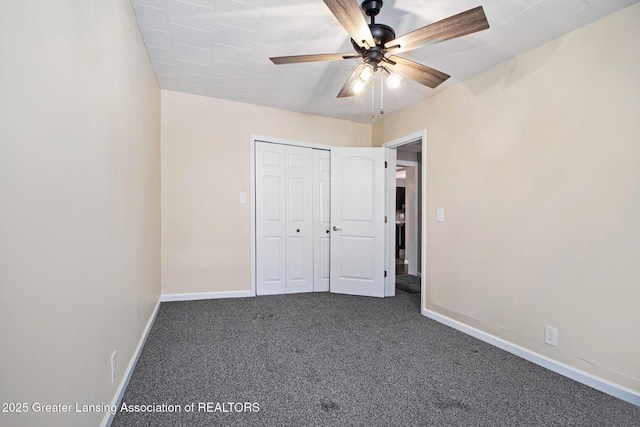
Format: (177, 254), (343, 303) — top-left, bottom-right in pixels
(383, 130), (428, 313)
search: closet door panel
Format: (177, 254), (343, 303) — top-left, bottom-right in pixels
(284, 145), (314, 293)
(256, 142), (328, 295)
(256, 142), (286, 295)
(313, 150), (331, 291)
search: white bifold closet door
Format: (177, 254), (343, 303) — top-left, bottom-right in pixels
(313, 150), (331, 292)
(256, 142), (321, 295)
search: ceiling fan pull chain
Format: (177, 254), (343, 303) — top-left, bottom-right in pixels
(371, 70), (375, 121)
(380, 70), (384, 115)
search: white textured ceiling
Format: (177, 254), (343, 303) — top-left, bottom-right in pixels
(131, 0), (638, 123)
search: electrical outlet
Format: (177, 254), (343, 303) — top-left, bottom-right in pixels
(436, 208), (445, 222)
(545, 325), (559, 347)
(110, 351), (117, 383)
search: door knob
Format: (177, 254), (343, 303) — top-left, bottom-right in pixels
(332, 226), (342, 231)
(326, 230), (330, 234)
(296, 229), (300, 233)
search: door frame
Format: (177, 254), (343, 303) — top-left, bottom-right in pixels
(383, 130), (427, 313)
(250, 135), (331, 296)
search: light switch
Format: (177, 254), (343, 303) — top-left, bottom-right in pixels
(239, 192), (247, 204)
(436, 208), (444, 222)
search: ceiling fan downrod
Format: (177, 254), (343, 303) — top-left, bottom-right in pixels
(361, 0), (383, 23)
(354, 0), (395, 71)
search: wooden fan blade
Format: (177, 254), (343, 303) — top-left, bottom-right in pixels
(270, 53), (359, 65)
(323, 0), (375, 48)
(337, 67), (362, 98)
(386, 56), (450, 89)
(385, 6), (489, 54)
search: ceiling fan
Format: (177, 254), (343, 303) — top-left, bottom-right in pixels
(270, 0), (490, 98)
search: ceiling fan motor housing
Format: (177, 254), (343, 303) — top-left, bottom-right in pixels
(351, 22), (395, 69)
(369, 23), (395, 46)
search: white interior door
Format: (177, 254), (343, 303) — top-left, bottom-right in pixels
(256, 142), (313, 295)
(284, 145), (314, 293)
(330, 147), (386, 297)
(255, 142), (286, 295)
(313, 149), (331, 292)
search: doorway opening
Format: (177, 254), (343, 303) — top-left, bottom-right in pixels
(395, 160), (419, 276)
(383, 131), (426, 312)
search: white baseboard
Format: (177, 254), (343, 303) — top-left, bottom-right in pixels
(101, 297), (161, 427)
(422, 308), (640, 407)
(161, 289), (254, 302)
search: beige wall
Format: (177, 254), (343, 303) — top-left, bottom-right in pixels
(0, 1), (161, 426)
(374, 4), (640, 392)
(161, 91), (371, 295)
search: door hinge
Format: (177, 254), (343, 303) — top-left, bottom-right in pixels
(384, 270), (387, 278)
(385, 215), (387, 223)
(385, 161), (388, 168)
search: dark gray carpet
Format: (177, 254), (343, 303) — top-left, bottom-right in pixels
(111, 290), (640, 427)
(396, 274), (421, 294)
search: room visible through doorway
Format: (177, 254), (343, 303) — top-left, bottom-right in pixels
(393, 141), (422, 296)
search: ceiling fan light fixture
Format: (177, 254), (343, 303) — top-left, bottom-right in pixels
(352, 79), (366, 95)
(386, 71), (404, 89)
(357, 63), (375, 83)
